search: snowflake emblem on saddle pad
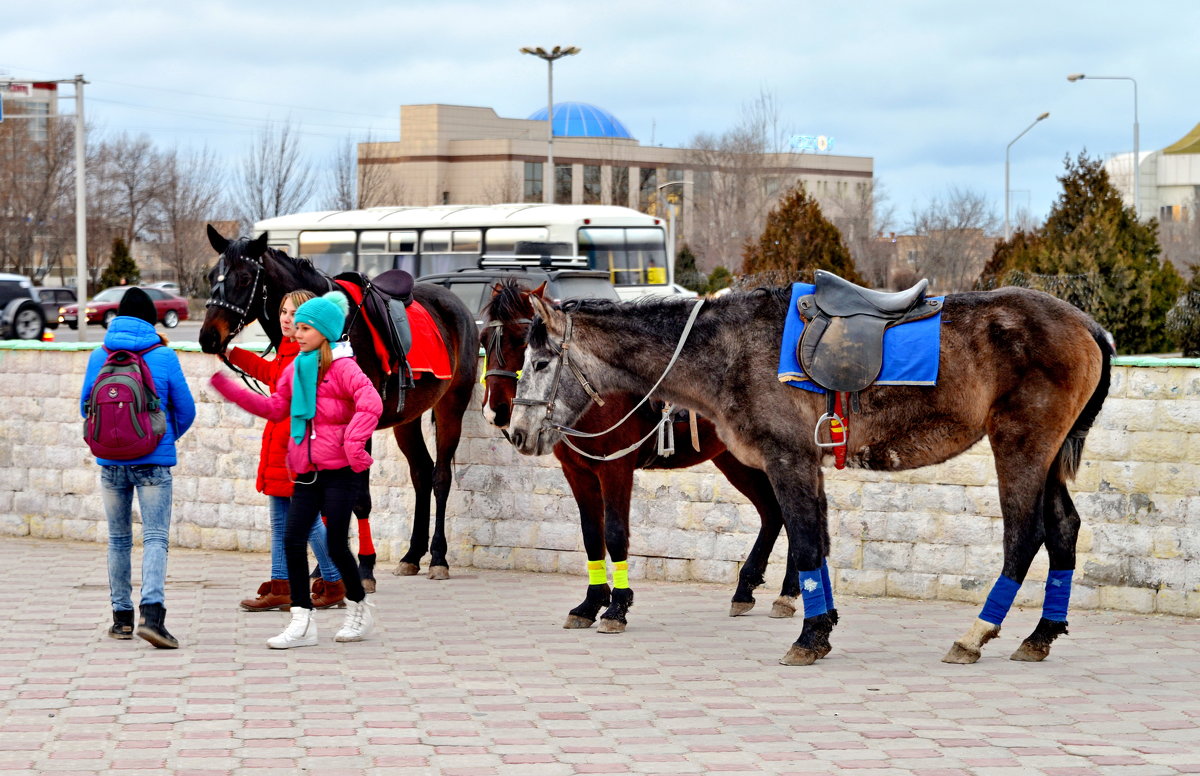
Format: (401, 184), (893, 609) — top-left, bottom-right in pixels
(803, 578), (820, 593)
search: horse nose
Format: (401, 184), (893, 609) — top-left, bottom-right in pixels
(494, 404), (511, 428)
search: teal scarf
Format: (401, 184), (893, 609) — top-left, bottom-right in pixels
(290, 349), (321, 444)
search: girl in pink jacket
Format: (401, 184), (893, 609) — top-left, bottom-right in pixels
(211, 291), (382, 649)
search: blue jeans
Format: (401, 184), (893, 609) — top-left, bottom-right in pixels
(268, 496), (340, 583)
(101, 464), (173, 611)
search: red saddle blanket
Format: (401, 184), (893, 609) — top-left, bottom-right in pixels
(335, 280), (452, 380)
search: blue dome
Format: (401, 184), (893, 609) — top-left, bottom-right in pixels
(527, 102), (633, 139)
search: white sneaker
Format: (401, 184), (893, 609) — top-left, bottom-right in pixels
(334, 599), (375, 642)
(267, 607), (318, 649)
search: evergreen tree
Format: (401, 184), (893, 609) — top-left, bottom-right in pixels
(1166, 264), (1200, 357)
(741, 184), (863, 284)
(706, 265), (733, 294)
(674, 243), (707, 293)
(99, 238), (141, 289)
(985, 152), (1183, 354)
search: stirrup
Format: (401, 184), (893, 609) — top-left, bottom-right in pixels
(813, 413), (847, 449)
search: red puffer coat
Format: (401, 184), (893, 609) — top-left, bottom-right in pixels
(227, 340), (300, 497)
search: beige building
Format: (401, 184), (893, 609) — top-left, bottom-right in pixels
(358, 103), (874, 271)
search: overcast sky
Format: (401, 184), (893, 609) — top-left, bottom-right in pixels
(3, 0), (1195, 230)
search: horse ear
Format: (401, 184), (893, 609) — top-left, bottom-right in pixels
(529, 295), (565, 335)
(206, 224), (229, 254)
(247, 232), (269, 258)
(529, 282), (549, 299)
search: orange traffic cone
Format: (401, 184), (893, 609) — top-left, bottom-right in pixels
(42, 330), (55, 342)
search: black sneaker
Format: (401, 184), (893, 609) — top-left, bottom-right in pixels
(108, 609), (134, 640)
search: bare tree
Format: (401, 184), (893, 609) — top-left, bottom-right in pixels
(324, 136), (356, 211)
(826, 178), (897, 287)
(684, 91), (799, 273)
(98, 133), (168, 246)
(236, 121), (316, 226)
(479, 167), (524, 204)
(156, 146), (225, 295)
(1158, 197), (1200, 276)
(357, 133), (407, 208)
(906, 187), (1000, 293)
(0, 106), (75, 278)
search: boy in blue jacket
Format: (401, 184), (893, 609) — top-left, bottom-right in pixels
(79, 288), (195, 648)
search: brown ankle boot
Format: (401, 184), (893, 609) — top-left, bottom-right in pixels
(312, 578), (346, 609)
(240, 579), (291, 612)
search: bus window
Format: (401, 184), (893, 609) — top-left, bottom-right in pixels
(300, 231), (356, 276)
(626, 228), (668, 286)
(358, 231), (392, 277)
(390, 232), (417, 253)
(485, 227), (549, 255)
(452, 230), (481, 253)
(578, 227), (667, 287)
(359, 231), (388, 253)
(420, 255), (477, 276)
(422, 231), (451, 253)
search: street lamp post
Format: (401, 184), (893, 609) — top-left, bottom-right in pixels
(520, 46), (580, 205)
(1068, 73), (1139, 219)
(655, 179), (694, 265)
(1004, 112), (1049, 241)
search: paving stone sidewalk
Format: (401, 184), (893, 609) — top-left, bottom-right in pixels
(1, 536), (1198, 775)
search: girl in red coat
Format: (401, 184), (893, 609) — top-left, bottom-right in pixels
(227, 290), (346, 611)
(212, 291), (382, 648)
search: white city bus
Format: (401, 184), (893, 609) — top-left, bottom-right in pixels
(254, 204), (677, 300)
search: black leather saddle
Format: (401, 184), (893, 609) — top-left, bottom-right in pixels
(334, 270), (417, 409)
(798, 270), (942, 394)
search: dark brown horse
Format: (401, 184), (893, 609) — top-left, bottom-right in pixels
(480, 279), (801, 632)
(506, 285), (1112, 665)
(200, 227), (479, 580)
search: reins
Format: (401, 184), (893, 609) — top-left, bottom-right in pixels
(513, 298), (704, 460)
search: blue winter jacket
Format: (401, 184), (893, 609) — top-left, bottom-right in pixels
(79, 316), (196, 466)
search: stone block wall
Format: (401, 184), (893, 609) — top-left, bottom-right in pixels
(1, 344), (1197, 617)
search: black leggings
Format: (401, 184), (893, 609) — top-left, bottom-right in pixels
(285, 467), (365, 608)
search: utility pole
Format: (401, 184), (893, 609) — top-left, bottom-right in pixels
(0, 74), (89, 340)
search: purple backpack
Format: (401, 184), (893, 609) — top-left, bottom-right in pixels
(84, 345), (167, 460)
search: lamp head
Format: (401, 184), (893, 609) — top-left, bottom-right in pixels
(1037, 111), (1050, 121)
(1067, 73), (1085, 82)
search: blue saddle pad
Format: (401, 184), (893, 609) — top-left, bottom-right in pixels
(777, 283), (943, 394)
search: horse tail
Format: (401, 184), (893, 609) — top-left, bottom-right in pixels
(1052, 325), (1114, 483)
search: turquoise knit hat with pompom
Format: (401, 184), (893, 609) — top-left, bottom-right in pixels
(294, 291), (349, 343)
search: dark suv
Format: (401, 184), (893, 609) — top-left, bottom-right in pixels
(417, 266), (619, 325)
(0, 273), (47, 341)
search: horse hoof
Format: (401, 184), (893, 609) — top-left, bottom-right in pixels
(362, 578), (377, 594)
(729, 601), (755, 617)
(780, 645), (819, 666)
(1010, 641), (1050, 662)
(563, 615), (595, 629)
(769, 597), (797, 619)
(597, 618), (626, 634)
(942, 641), (982, 664)
(427, 566), (450, 581)
(392, 562), (419, 576)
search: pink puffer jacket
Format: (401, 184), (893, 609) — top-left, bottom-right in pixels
(211, 355), (382, 475)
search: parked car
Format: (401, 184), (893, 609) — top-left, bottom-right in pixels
(147, 281), (181, 295)
(58, 285), (189, 329)
(33, 286), (77, 330)
(0, 273), (47, 341)
(416, 266), (619, 326)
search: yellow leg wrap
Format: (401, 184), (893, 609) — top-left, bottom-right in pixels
(587, 560), (607, 586)
(613, 561), (629, 589)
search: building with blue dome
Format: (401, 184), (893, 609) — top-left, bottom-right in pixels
(525, 102), (634, 140)
(357, 102), (873, 271)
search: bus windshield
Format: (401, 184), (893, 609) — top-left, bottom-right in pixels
(578, 227), (668, 287)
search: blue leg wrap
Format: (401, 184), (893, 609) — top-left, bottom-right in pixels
(979, 575), (1021, 626)
(820, 561), (835, 611)
(798, 569), (828, 618)
(1042, 569), (1073, 622)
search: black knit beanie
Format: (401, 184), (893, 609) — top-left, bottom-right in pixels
(117, 287), (157, 325)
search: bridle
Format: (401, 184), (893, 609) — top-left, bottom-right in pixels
(512, 298), (704, 461)
(205, 248), (274, 391)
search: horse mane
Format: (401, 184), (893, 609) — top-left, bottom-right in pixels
(481, 277), (533, 323)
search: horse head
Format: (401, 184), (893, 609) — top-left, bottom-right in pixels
(507, 294), (598, 456)
(200, 224), (271, 354)
(479, 279), (546, 429)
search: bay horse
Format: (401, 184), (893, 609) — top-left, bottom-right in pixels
(506, 285), (1112, 665)
(480, 279), (802, 632)
(200, 226), (479, 580)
